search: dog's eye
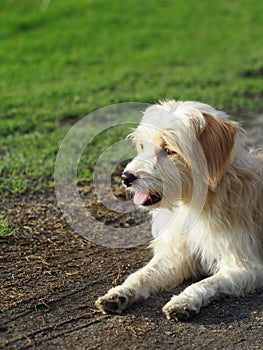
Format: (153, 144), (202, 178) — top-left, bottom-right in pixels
(139, 143), (144, 151)
(164, 147), (176, 156)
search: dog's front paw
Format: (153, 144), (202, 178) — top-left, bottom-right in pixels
(96, 287), (134, 314)
(163, 296), (199, 322)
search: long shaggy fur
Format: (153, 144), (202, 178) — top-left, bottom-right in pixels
(96, 100), (263, 321)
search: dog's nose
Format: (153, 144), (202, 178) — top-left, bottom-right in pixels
(121, 172), (137, 187)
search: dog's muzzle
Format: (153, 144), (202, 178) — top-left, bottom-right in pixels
(121, 171), (162, 207)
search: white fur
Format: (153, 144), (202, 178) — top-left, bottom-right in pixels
(96, 100), (263, 321)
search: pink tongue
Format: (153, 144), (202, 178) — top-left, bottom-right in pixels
(134, 191), (150, 205)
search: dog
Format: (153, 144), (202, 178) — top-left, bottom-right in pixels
(96, 100), (263, 321)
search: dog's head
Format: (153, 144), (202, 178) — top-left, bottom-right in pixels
(122, 101), (238, 209)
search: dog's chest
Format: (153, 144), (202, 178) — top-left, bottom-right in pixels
(187, 224), (220, 273)
(151, 207), (220, 273)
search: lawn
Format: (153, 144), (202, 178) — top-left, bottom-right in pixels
(0, 0), (262, 195)
(0, 216), (16, 236)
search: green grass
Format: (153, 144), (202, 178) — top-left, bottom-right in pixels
(0, 217), (16, 236)
(0, 0), (262, 195)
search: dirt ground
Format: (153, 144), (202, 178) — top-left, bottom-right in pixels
(1, 114), (262, 350)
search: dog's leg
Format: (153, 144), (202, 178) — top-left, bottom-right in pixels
(163, 266), (262, 321)
(96, 253), (191, 314)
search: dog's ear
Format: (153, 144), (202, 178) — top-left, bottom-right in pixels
(198, 114), (238, 188)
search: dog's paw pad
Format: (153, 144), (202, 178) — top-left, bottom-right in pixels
(169, 308), (191, 322)
(118, 296), (127, 304)
(163, 304), (198, 322)
(96, 294), (128, 314)
(104, 300), (119, 312)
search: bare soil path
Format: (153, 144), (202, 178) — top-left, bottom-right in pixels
(0, 114), (262, 350)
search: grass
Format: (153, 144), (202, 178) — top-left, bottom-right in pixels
(0, 217), (16, 236)
(0, 0), (262, 195)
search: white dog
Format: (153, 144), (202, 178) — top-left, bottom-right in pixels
(96, 100), (263, 321)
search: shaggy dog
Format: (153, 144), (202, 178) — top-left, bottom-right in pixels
(96, 100), (263, 321)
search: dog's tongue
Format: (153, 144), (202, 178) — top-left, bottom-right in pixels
(133, 191), (149, 205)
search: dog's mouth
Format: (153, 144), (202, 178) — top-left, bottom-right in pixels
(133, 191), (162, 206)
